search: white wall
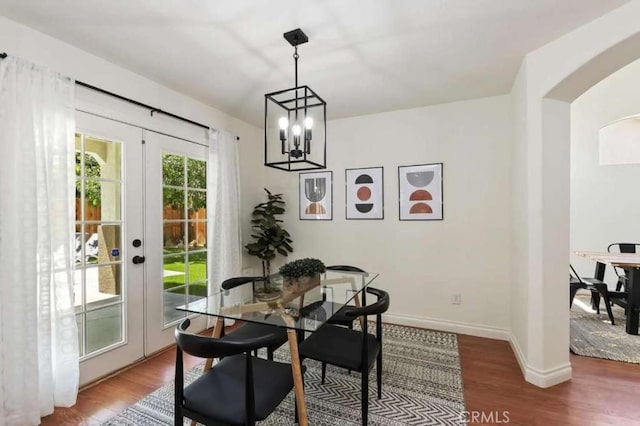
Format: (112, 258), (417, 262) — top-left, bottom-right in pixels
(0, 15), (264, 266)
(262, 96), (513, 338)
(570, 57), (640, 280)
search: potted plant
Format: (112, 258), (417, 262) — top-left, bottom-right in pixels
(245, 188), (294, 299)
(279, 258), (326, 292)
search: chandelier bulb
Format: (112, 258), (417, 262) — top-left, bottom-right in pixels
(278, 117), (289, 130)
(304, 116), (313, 129)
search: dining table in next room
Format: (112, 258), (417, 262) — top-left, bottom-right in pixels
(575, 251), (640, 335)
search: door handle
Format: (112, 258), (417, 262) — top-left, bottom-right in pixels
(132, 255), (146, 264)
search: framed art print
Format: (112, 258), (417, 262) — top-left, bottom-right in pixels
(299, 171), (333, 220)
(345, 167), (384, 219)
(398, 163), (443, 220)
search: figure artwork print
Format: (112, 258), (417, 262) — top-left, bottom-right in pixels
(299, 171), (333, 220)
(398, 163), (443, 220)
(345, 167), (384, 219)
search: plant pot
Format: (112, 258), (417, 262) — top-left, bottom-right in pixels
(254, 288), (282, 302)
(284, 273), (321, 294)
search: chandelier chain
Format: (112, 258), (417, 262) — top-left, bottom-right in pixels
(293, 46), (299, 88)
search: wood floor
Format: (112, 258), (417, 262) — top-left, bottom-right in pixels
(42, 327), (640, 426)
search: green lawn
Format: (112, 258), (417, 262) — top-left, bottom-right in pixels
(163, 249), (207, 297)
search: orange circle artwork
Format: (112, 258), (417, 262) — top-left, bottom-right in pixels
(357, 186), (372, 201)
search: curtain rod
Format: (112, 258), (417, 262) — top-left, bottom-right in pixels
(0, 51), (239, 141)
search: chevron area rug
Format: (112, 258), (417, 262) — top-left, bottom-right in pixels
(105, 324), (465, 426)
(570, 295), (640, 363)
(103, 324), (465, 425)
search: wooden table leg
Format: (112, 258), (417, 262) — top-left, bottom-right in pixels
(204, 316), (224, 371)
(287, 328), (308, 426)
(353, 293), (366, 330)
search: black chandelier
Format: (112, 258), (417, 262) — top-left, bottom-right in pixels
(264, 28), (327, 171)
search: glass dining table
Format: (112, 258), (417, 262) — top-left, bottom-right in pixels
(177, 269), (379, 426)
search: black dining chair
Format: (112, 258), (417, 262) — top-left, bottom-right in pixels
(570, 265), (627, 324)
(174, 318), (301, 426)
(607, 243), (640, 291)
(221, 276), (288, 360)
(299, 265), (366, 330)
(298, 287), (390, 426)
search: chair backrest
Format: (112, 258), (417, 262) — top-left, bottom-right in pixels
(221, 276), (266, 291)
(326, 265), (366, 273)
(608, 243), (639, 254)
(343, 287), (390, 318)
(569, 264), (584, 284)
(175, 318), (274, 425)
(607, 243), (640, 277)
(174, 318), (278, 359)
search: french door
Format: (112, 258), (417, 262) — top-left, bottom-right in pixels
(75, 112), (209, 385)
(144, 131), (209, 354)
(75, 112), (144, 385)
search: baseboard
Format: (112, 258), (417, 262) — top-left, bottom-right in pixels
(383, 313), (572, 388)
(383, 312), (511, 341)
(509, 334), (572, 388)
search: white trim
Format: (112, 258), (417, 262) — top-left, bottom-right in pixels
(509, 333), (572, 388)
(383, 313), (511, 341)
(383, 313), (572, 388)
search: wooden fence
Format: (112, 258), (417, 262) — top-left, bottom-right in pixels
(75, 198), (206, 247)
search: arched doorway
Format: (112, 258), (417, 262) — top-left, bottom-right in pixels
(511, 1), (640, 387)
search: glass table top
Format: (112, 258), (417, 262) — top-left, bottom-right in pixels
(177, 269), (379, 332)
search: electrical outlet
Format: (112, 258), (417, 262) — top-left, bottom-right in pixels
(451, 293), (461, 305)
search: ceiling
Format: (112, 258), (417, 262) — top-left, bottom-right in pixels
(0, 0), (631, 126)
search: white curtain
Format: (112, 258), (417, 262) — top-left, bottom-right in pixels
(0, 56), (79, 424)
(207, 130), (242, 320)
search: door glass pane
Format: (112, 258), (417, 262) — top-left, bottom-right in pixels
(76, 314), (84, 357)
(163, 254), (186, 289)
(86, 305), (123, 354)
(164, 287), (187, 324)
(164, 222), (186, 252)
(85, 264), (122, 308)
(163, 188), (185, 220)
(162, 154), (184, 186)
(188, 190), (206, 219)
(74, 269), (83, 312)
(86, 136), (121, 180)
(189, 281), (208, 298)
(162, 152), (208, 324)
(188, 251), (207, 282)
(187, 158), (206, 188)
(188, 221), (207, 249)
(76, 133), (125, 357)
(84, 180), (122, 221)
(91, 224), (122, 263)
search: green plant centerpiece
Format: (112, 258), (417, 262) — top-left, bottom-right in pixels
(245, 188), (293, 300)
(279, 258), (326, 293)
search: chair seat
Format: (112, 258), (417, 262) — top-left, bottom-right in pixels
(228, 321), (288, 349)
(329, 304), (355, 325)
(300, 300), (355, 325)
(299, 324), (380, 372)
(183, 355), (297, 425)
(581, 277), (606, 286)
